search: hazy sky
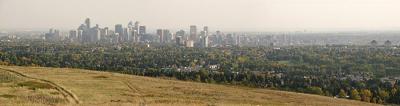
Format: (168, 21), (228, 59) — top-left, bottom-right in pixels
(1, 0), (400, 32)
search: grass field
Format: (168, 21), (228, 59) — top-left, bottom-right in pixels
(0, 66), (380, 106)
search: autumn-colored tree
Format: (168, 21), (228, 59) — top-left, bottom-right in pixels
(350, 89), (361, 101)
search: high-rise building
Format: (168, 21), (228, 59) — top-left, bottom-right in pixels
(236, 35), (241, 46)
(54, 29), (60, 39)
(45, 28), (60, 41)
(123, 28), (131, 42)
(190, 25), (197, 41)
(77, 30), (83, 42)
(85, 18), (91, 29)
(203, 34), (208, 47)
(100, 27), (109, 40)
(115, 24), (123, 35)
(69, 30), (78, 41)
(157, 29), (164, 43)
(132, 21), (140, 42)
(91, 28), (101, 42)
(115, 24), (123, 42)
(132, 30), (138, 42)
(134, 21), (140, 32)
(176, 36), (183, 46)
(139, 26), (146, 35)
(176, 30), (185, 39)
(163, 29), (171, 43)
(128, 21), (134, 29)
(203, 26), (208, 33)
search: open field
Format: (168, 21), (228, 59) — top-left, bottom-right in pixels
(0, 66), (380, 106)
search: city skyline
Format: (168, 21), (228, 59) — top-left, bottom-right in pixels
(1, 0), (400, 32)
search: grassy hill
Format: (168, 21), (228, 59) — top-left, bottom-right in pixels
(0, 66), (380, 106)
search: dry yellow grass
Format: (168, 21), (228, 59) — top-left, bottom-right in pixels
(0, 66), (381, 106)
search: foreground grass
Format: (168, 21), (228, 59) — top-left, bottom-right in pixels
(0, 68), (67, 105)
(0, 66), (380, 106)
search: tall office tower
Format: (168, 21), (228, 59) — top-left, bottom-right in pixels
(226, 34), (234, 45)
(190, 25), (197, 41)
(93, 28), (101, 41)
(132, 21), (140, 42)
(123, 28), (131, 42)
(236, 35), (241, 46)
(203, 34), (209, 47)
(134, 21), (140, 31)
(77, 30), (83, 42)
(128, 21), (134, 29)
(176, 30), (186, 39)
(163, 29), (171, 43)
(54, 29), (60, 39)
(157, 29), (164, 43)
(216, 31), (223, 46)
(49, 28), (54, 34)
(131, 30), (138, 42)
(115, 24), (123, 42)
(100, 27), (109, 40)
(85, 18), (91, 29)
(113, 33), (120, 43)
(203, 26), (208, 34)
(176, 36), (183, 46)
(69, 30), (78, 41)
(139, 26), (146, 35)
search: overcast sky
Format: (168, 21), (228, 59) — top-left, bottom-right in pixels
(0, 0), (400, 32)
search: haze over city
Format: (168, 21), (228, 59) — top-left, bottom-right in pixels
(1, 0), (400, 31)
(2, 0), (400, 105)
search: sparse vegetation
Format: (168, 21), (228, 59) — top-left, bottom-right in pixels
(17, 81), (55, 90)
(0, 94), (16, 98)
(0, 71), (19, 83)
(93, 75), (108, 79)
(23, 94), (67, 105)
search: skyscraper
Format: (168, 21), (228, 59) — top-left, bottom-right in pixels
(77, 30), (83, 42)
(128, 21), (133, 29)
(203, 34), (208, 47)
(133, 21), (140, 42)
(236, 35), (241, 46)
(91, 28), (101, 42)
(176, 36), (183, 46)
(157, 29), (164, 43)
(123, 28), (131, 42)
(85, 18), (91, 29)
(190, 25), (197, 41)
(100, 27), (109, 40)
(203, 26), (208, 33)
(134, 21), (140, 32)
(69, 30), (78, 42)
(163, 29), (171, 43)
(115, 24), (123, 42)
(139, 26), (146, 35)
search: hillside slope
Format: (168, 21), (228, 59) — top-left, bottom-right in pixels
(0, 66), (380, 106)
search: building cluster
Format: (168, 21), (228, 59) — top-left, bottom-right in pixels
(45, 18), (146, 44)
(157, 25), (246, 48)
(44, 18), (246, 47)
(45, 29), (61, 41)
(158, 25), (211, 47)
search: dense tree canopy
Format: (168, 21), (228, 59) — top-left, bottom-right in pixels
(0, 40), (399, 104)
